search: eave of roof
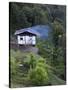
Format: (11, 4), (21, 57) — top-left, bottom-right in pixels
(14, 27), (40, 36)
(14, 25), (51, 37)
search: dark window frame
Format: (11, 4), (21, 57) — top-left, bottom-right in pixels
(20, 37), (23, 40)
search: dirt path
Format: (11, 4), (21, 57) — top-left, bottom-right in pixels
(10, 43), (39, 54)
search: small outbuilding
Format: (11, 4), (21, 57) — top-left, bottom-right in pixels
(15, 27), (39, 46)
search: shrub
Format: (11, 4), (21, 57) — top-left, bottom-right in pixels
(28, 55), (49, 86)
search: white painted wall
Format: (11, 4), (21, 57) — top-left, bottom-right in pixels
(17, 35), (36, 45)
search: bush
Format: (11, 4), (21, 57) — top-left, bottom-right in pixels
(28, 55), (49, 86)
(10, 49), (66, 87)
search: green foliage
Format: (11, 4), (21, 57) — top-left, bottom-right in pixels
(28, 67), (48, 86)
(10, 49), (65, 87)
(9, 2), (66, 87)
(9, 2), (66, 35)
(37, 39), (65, 77)
(51, 20), (64, 48)
(28, 56), (49, 86)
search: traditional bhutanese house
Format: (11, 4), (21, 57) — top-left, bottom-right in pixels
(14, 27), (40, 46)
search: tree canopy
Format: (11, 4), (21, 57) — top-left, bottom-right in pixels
(9, 2), (66, 35)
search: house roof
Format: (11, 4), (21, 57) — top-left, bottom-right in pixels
(14, 25), (51, 37)
(15, 27), (40, 36)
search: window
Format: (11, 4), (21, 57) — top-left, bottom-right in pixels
(20, 37), (23, 40)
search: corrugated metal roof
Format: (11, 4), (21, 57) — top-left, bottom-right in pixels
(15, 27), (40, 36)
(14, 25), (50, 37)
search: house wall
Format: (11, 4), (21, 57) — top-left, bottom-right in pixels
(17, 35), (36, 45)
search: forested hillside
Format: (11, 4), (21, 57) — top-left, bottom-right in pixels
(9, 2), (66, 88)
(9, 2), (66, 34)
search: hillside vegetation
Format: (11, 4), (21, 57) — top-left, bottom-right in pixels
(9, 2), (66, 87)
(10, 49), (65, 87)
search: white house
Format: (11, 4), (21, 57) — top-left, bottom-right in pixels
(14, 28), (39, 46)
(17, 35), (36, 45)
